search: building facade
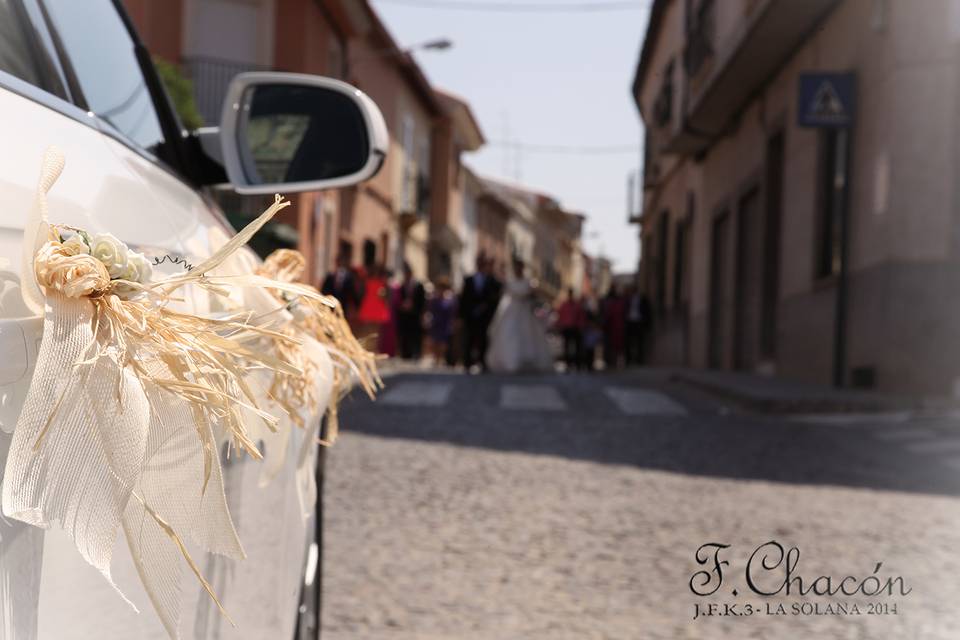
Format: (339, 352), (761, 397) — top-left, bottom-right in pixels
(341, 4), (441, 281)
(483, 179), (586, 300)
(632, 0), (960, 394)
(123, 0), (466, 285)
(474, 190), (510, 275)
(429, 90), (485, 285)
(460, 167), (483, 279)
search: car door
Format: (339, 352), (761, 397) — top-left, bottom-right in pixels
(0, 2), (312, 638)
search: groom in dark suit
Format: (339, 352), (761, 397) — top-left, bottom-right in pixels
(459, 255), (502, 371)
(321, 252), (362, 320)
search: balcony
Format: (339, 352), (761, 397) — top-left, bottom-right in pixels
(183, 55), (270, 126)
(666, 0), (840, 154)
(398, 167), (431, 229)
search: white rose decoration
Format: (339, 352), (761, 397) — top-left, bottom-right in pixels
(61, 232), (90, 256)
(126, 251), (153, 284)
(90, 233), (129, 279)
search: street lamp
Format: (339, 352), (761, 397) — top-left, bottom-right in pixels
(350, 38), (454, 65)
(408, 38), (453, 52)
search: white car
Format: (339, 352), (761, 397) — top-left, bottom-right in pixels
(0, 1), (386, 638)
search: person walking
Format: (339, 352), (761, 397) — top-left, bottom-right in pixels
(625, 284), (651, 366)
(427, 276), (457, 367)
(487, 259), (554, 373)
(380, 271), (400, 357)
(581, 311), (603, 371)
(602, 286), (627, 369)
(356, 263), (391, 349)
(321, 253), (362, 321)
(556, 288), (586, 372)
(459, 255), (502, 372)
(395, 262), (426, 361)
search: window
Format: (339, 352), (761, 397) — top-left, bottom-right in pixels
(416, 133), (432, 218)
(762, 131), (785, 357)
(642, 128), (658, 184)
(652, 59), (674, 128)
(43, 0), (165, 153)
(684, 0), (715, 76)
(0, 0), (65, 97)
(815, 129), (847, 279)
(362, 238), (377, 269)
(338, 240), (353, 265)
(673, 220), (686, 307)
(400, 112), (416, 211)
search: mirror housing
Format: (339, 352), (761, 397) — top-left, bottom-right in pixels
(218, 72), (388, 194)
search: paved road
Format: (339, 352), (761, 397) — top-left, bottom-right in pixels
(323, 370), (960, 639)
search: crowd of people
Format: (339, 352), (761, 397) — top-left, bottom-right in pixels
(321, 253), (652, 374)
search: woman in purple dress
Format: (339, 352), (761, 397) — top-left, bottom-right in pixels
(428, 276), (457, 367)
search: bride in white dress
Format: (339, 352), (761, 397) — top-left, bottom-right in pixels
(487, 259), (555, 373)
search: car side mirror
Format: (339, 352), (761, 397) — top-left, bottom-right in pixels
(217, 72), (388, 194)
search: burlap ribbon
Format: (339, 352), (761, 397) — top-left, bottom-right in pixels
(1, 148), (372, 637)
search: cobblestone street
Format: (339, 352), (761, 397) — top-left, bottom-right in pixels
(323, 371), (960, 639)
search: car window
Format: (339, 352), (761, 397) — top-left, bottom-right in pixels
(0, 0), (64, 96)
(42, 0), (165, 153)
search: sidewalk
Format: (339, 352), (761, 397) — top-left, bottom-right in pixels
(669, 369), (960, 415)
(375, 357), (457, 380)
(371, 359), (960, 416)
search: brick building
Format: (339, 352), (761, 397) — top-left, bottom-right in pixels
(122, 0), (480, 285)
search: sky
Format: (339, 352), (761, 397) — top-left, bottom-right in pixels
(370, 0), (651, 273)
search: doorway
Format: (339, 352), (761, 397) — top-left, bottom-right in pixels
(761, 131), (785, 360)
(709, 211), (733, 368)
(734, 188), (763, 370)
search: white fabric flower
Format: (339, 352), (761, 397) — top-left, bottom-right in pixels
(61, 233), (90, 256)
(90, 233), (129, 279)
(126, 251), (153, 284)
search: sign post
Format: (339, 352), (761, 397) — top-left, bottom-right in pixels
(798, 72), (856, 388)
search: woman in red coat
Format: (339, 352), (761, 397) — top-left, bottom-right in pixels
(602, 286), (627, 369)
(357, 264), (392, 353)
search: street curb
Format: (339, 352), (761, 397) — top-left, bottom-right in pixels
(668, 372), (925, 415)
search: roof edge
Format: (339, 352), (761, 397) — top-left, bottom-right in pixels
(631, 0), (669, 115)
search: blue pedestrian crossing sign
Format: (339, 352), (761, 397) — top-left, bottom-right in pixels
(798, 72), (856, 128)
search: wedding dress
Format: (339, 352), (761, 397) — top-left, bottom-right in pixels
(487, 277), (554, 373)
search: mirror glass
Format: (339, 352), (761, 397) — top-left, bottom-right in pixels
(236, 84), (370, 186)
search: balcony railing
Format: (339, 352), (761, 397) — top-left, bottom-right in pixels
(182, 55), (270, 126)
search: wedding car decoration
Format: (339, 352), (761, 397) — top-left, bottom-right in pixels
(252, 249), (384, 519)
(256, 248), (382, 443)
(1, 149), (377, 637)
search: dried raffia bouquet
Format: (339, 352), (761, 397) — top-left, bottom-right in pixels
(256, 248), (383, 444)
(1, 148), (340, 638)
(245, 249), (384, 522)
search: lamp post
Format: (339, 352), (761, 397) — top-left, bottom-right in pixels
(349, 38), (453, 67)
(406, 38), (453, 52)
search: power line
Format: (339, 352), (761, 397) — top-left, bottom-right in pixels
(375, 0), (645, 13)
(490, 140), (638, 155)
